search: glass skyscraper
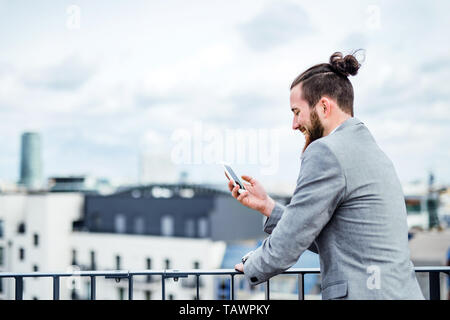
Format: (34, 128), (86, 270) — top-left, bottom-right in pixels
(19, 132), (42, 189)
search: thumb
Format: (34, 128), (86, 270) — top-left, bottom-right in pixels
(241, 175), (254, 183)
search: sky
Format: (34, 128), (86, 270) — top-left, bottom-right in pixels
(0, 0), (449, 193)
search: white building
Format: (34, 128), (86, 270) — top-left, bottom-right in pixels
(139, 152), (179, 185)
(0, 192), (226, 300)
(402, 182), (430, 230)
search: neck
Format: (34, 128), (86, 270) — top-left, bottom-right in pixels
(323, 115), (351, 136)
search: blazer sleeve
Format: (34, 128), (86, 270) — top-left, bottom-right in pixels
(264, 203), (319, 254)
(244, 141), (346, 285)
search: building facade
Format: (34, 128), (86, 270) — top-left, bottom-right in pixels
(0, 191), (226, 300)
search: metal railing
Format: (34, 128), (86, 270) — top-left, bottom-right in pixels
(0, 266), (449, 300)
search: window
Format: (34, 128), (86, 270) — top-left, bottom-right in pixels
(33, 265), (38, 272)
(144, 290), (152, 300)
(90, 251), (96, 270)
(164, 259), (171, 269)
(19, 248), (25, 261)
(198, 218), (208, 238)
(193, 261), (200, 269)
(146, 258), (152, 282)
(0, 278), (3, 293)
(115, 214), (126, 233)
(93, 212), (102, 230)
(71, 289), (78, 300)
(185, 219), (195, 237)
(0, 247), (3, 266)
(0, 220), (4, 238)
(71, 249), (77, 266)
(17, 222), (26, 234)
(118, 288), (125, 300)
(161, 215), (174, 236)
(33, 233), (39, 247)
(134, 216), (145, 234)
(218, 279), (230, 300)
(115, 255), (121, 270)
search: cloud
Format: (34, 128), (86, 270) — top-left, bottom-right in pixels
(0, 0), (449, 187)
(339, 33), (368, 52)
(239, 2), (314, 51)
(357, 51), (450, 118)
(23, 55), (95, 91)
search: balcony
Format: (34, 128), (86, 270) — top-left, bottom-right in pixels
(0, 266), (449, 300)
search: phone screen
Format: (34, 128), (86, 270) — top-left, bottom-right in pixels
(224, 164), (245, 190)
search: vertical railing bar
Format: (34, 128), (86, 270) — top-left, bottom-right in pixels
(302, 273), (305, 300)
(230, 274), (235, 300)
(429, 271), (440, 300)
(298, 273), (304, 300)
(53, 276), (60, 300)
(128, 275), (133, 300)
(196, 275), (200, 300)
(161, 274), (165, 300)
(265, 280), (270, 300)
(15, 277), (23, 300)
(90, 276), (96, 300)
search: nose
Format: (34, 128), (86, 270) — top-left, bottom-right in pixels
(292, 117), (300, 130)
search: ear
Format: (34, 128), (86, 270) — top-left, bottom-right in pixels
(319, 97), (332, 118)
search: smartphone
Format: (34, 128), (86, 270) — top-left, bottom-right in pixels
(222, 163), (246, 194)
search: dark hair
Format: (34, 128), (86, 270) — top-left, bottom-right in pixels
(290, 51), (363, 116)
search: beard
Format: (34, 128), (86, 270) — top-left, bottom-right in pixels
(301, 108), (324, 154)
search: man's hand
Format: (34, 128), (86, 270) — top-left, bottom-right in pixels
(226, 174), (275, 217)
(234, 263), (244, 273)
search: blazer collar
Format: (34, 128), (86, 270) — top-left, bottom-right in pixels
(333, 117), (363, 134)
(300, 117), (364, 159)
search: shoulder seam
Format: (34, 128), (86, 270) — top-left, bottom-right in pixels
(311, 141), (348, 201)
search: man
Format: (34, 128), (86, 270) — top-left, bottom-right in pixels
(228, 52), (424, 299)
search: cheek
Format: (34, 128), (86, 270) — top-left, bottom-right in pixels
(298, 113), (307, 124)
(302, 111), (312, 124)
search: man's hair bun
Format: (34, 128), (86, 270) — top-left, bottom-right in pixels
(329, 51), (361, 77)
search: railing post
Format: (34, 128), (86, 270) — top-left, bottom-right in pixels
(196, 275), (200, 300)
(90, 276), (96, 300)
(15, 277), (23, 300)
(298, 273), (304, 300)
(265, 280), (270, 300)
(161, 274), (165, 300)
(429, 272), (440, 300)
(230, 274), (235, 300)
(128, 275), (133, 300)
(53, 276), (60, 300)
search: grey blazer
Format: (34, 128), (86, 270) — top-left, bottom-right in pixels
(243, 117), (424, 300)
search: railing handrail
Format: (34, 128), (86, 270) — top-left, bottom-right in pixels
(0, 268), (319, 278)
(1, 266), (449, 278)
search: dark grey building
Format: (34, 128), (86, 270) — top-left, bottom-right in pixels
(48, 176), (113, 194)
(76, 184), (290, 242)
(19, 132), (42, 189)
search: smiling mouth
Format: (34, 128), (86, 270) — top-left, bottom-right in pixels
(299, 126), (308, 135)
